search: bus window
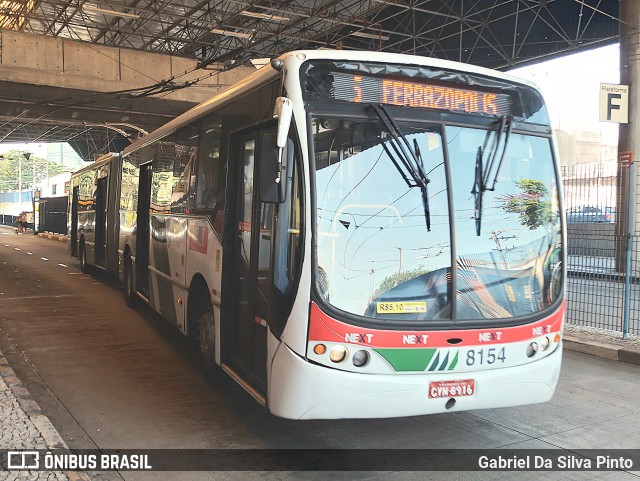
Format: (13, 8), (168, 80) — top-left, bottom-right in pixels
(151, 144), (176, 215)
(196, 117), (222, 210)
(150, 128), (198, 215)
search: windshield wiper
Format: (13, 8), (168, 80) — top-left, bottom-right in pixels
(367, 103), (431, 231)
(471, 115), (513, 236)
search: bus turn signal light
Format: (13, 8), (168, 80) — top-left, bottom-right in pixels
(313, 344), (326, 355)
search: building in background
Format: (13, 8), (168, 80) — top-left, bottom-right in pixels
(46, 143), (85, 172)
(0, 143), (79, 220)
(555, 129), (618, 167)
(37, 172), (71, 198)
(0, 191), (33, 216)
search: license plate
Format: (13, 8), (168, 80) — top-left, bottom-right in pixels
(428, 379), (476, 398)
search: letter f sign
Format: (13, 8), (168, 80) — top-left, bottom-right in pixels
(600, 84), (628, 124)
(607, 93), (621, 121)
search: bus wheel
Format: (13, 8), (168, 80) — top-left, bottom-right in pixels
(79, 239), (90, 274)
(124, 254), (138, 308)
(195, 301), (216, 373)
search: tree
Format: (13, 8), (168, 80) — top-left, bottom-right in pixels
(374, 266), (430, 299)
(500, 179), (553, 230)
(0, 150), (66, 192)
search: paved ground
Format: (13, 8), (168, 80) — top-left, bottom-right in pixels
(1, 227), (639, 481)
(0, 355), (72, 481)
(0, 231), (77, 481)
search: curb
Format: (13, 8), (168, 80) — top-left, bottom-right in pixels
(563, 335), (640, 366)
(37, 232), (68, 242)
(0, 351), (90, 480)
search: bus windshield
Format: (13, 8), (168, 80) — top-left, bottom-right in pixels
(312, 111), (563, 325)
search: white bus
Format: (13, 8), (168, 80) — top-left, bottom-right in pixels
(69, 50), (566, 419)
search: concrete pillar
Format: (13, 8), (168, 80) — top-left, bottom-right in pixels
(617, 0), (640, 272)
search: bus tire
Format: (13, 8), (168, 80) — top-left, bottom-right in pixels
(124, 254), (138, 308)
(79, 239), (90, 274)
(193, 295), (217, 375)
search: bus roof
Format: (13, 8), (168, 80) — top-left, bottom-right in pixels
(123, 60), (281, 156)
(71, 152), (116, 177)
(277, 49), (540, 90)
(123, 50), (543, 157)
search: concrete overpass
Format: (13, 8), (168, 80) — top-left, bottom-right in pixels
(0, 29), (253, 160)
(0, 0), (623, 161)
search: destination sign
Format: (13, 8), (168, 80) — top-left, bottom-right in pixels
(332, 73), (512, 116)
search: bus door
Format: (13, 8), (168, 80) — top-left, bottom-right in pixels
(136, 163), (152, 297)
(94, 177), (107, 267)
(71, 187), (79, 257)
(225, 128), (276, 394)
(105, 157), (121, 276)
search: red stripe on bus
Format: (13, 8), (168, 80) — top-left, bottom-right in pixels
(308, 301), (565, 348)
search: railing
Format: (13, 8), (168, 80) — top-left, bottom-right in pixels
(563, 161), (639, 337)
(38, 196), (68, 235)
(0, 214), (18, 226)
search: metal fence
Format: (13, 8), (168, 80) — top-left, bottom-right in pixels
(38, 196), (68, 235)
(563, 161), (640, 337)
(0, 214), (18, 227)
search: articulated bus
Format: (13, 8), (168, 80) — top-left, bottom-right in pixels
(68, 50), (565, 419)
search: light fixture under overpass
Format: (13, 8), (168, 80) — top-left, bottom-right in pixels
(83, 4), (140, 19)
(350, 31), (390, 41)
(240, 11), (289, 22)
(210, 28), (252, 39)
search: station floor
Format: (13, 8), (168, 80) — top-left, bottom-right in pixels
(1, 226), (639, 480)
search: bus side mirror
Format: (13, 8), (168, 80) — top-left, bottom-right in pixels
(259, 97), (292, 204)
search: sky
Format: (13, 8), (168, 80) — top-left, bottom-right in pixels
(0, 142), (50, 158)
(508, 43), (620, 144)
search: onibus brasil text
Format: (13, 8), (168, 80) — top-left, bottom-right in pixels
(8, 451), (152, 470)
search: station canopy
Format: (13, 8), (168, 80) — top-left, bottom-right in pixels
(0, 0), (621, 157)
(1, 0), (620, 69)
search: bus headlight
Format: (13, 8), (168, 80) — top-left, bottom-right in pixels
(526, 342), (538, 358)
(540, 336), (551, 351)
(329, 345), (348, 363)
(352, 350), (369, 367)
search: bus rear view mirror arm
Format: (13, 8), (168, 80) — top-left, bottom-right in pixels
(260, 97), (292, 204)
(274, 97), (293, 149)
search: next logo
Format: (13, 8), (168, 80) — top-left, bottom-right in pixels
(532, 325), (552, 336)
(344, 333), (373, 344)
(402, 334), (429, 345)
(479, 331), (502, 342)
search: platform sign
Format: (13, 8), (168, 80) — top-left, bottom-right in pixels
(620, 151), (633, 168)
(600, 83), (628, 123)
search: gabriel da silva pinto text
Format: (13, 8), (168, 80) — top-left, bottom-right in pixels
(478, 454), (634, 470)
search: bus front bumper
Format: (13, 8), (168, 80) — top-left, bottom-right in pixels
(268, 342), (562, 420)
